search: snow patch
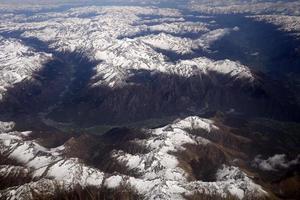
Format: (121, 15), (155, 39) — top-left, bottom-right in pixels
(104, 175), (123, 189)
(253, 154), (300, 171)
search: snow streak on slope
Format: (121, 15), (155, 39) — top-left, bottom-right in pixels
(249, 15), (300, 38)
(0, 133), (104, 187)
(0, 117), (267, 199)
(252, 154), (300, 171)
(112, 117), (265, 199)
(148, 21), (209, 34)
(138, 28), (233, 55)
(187, 1), (300, 39)
(0, 36), (52, 101)
(0, 6), (255, 91)
(91, 29), (253, 87)
(188, 1), (300, 16)
(139, 33), (194, 55)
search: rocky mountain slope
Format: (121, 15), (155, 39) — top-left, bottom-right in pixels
(1, 114), (299, 199)
(0, 2), (300, 200)
(0, 5), (299, 124)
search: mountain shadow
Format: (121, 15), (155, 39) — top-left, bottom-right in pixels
(0, 34), (299, 129)
(48, 68), (300, 126)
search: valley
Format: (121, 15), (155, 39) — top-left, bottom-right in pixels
(0, 2), (300, 199)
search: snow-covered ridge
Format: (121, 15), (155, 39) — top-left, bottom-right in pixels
(0, 36), (52, 101)
(0, 5), (256, 90)
(91, 26), (253, 88)
(0, 121), (15, 132)
(252, 154), (300, 171)
(248, 15), (300, 38)
(0, 117), (267, 199)
(175, 58), (253, 80)
(0, 128), (105, 190)
(196, 28), (232, 50)
(137, 16), (186, 25)
(0, 4), (297, 200)
(188, 1), (300, 16)
(0, 2), (63, 13)
(137, 28), (232, 55)
(112, 116), (265, 199)
(148, 21), (210, 35)
(93, 50), (254, 88)
(139, 33), (195, 54)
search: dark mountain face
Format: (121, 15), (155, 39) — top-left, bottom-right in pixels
(0, 14), (299, 128)
(1, 113), (299, 199)
(0, 3), (300, 200)
(1, 16), (300, 127)
(0, 47), (299, 127)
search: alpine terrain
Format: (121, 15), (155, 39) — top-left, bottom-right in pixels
(0, 0), (300, 199)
